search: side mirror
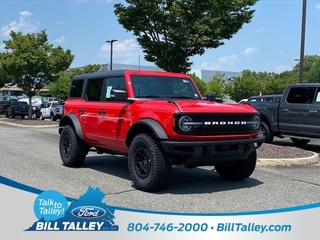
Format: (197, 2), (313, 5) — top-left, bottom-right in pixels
(110, 89), (127, 101)
(207, 93), (216, 102)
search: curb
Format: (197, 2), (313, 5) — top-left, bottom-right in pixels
(1, 120), (319, 166)
(257, 152), (320, 167)
(0, 120), (58, 128)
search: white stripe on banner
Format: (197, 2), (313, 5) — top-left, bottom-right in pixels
(1, 176), (318, 240)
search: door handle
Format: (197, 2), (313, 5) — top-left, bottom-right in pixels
(282, 108), (289, 112)
(309, 109), (318, 113)
(98, 109), (106, 114)
(78, 108), (85, 114)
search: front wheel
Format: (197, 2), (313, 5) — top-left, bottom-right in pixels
(259, 122), (273, 143)
(291, 138), (310, 146)
(59, 125), (88, 167)
(215, 150), (257, 181)
(128, 133), (172, 192)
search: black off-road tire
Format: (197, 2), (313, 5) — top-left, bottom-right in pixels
(59, 125), (88, 167)
(128, 133), (172, 192)
(50, 113), (57, 121)
(215, 150), (257, 181)
(291, 138), (310, 146)
(260, 121), (273, 143)
(40, 113), (44, 120)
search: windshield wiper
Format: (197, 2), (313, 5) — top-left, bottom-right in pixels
(135, 95), (164, 99)
(170, 96), (197, 99)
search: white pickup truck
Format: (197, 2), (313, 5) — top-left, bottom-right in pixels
(40, 101), (64, 121)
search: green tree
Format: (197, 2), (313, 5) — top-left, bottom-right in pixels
(48, 64), (101, 100)
(206, 73), (226, 99)
(1, 30), (74, 117)
(0, 53), (12, 88)
(225, 75), (261, 102)
(188, 73), (207, 95)
(114, 0), (258, 73)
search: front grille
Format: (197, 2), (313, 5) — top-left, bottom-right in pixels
(174, 113), (257, 135)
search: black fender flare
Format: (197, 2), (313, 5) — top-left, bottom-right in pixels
(59, 114), (84, 140)
(126, 119), (168, 147)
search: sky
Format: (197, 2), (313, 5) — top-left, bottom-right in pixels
(0, 0), (320, 74)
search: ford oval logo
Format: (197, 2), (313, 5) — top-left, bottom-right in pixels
(71, 206), (106, 219)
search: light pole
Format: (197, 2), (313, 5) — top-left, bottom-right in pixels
(106, 39), (118, 71)
(298, 0), (307, 83)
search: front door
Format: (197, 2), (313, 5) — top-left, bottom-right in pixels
(279, 86), (313, 136)
(98, 76), (130, 153)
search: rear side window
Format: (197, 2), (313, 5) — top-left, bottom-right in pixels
(86, 78), (104, 101)
(70, 79), (84, 98)
(286, 87), (312, 104)
(18, 102), (28, 106)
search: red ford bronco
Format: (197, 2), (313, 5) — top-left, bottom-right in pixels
(58, 70), (263, 192)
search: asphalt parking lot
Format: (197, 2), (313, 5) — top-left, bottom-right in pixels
(0, 125), (319, 213)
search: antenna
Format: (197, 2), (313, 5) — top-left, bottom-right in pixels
(138, 55), (141, 96)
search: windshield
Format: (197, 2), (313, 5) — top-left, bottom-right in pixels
(131, 75), (201, 100)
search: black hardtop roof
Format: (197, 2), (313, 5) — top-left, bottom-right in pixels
(72, 70), (127, 80)
(71, 69), (177, 80)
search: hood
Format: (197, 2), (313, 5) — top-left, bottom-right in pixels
(172, 100), (257, 114)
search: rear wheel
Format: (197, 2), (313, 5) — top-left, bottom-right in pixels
(50, 113), (57, 121)
(59, 125), (88, 167)
(128, 133), (172, 192)
(215, 150), (257, 181)
(291, 138), (310, 146)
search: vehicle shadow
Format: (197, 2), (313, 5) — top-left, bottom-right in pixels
(82, 155), (263, 194)
(272, 138), (320, 154)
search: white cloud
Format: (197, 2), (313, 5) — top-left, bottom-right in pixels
(1, 11), (39, 37)
(279, 51), (285, 56)
(200, 54), (239, 71)
(99, 39), (143, 64)
(54, 36), (65, 43)
(254, 28), (264, 32)
(243, 47), (259, 56)
(274, 64), (292, 73)
(316, 3), (320, 10)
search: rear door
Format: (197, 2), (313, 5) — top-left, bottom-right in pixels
(80, 77), (105, 144)
(307, 87), (320, 136)
(279, 86), (313, 136)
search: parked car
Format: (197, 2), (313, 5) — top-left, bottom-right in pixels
(5, 101), (29, 118)
(244, 84), (320, 145)
(0, 101), (10, 114)
(40, 101), (64, 121)
(58, 70), (263, 192)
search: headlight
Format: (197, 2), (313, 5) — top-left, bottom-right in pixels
(178, 116), (193, 131)
(252, 115), (260, 130)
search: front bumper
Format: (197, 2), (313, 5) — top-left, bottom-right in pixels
(161, 136), (263, 165)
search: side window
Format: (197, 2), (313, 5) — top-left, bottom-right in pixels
(69, 79), (84, 98)
(86, 78), (104, 101)
(105, 77), (126, 101)
(286, 87), (312, 104)
(313, 88), (320, 104)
